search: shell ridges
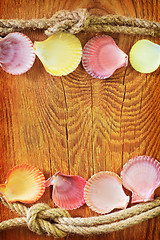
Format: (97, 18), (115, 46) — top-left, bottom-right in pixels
(0, 32), (35, 75)
(84, 171), (129, 214)
(121, 156), (160, 203)
(0, 164), (45, 203)
(82, 35), (128, 79)
(44, 172), (86, 210)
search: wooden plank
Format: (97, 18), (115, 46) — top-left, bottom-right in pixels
(0, 0), (159, 240)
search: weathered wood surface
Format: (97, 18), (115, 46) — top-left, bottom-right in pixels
(0, 0), (159, 240)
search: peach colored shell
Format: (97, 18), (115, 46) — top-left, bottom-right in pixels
(84, 171), (129, 214)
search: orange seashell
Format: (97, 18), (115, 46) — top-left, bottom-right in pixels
(0, 164), (45, 203)
(84, 171), (129, 214)
(44, 172), (86, 210)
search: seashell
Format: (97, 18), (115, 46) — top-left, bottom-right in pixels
(82, 35), (128, 79)
(34, 32), (82, 76)
(44, 172), (86, 210)
(0, 32), (35, 75)
(0, 164), (45, 203)
(84, 171), (129, 214)
(121, 156), (160, 203)
(129, 39), (160, 73)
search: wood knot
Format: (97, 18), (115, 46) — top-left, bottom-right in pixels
(26, 203), (70, 238)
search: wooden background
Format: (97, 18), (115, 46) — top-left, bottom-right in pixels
(0, 0), (160, 239)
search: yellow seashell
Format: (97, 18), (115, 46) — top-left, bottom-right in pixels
(34, 32), (82, 76)
(129, 39), (160, 73)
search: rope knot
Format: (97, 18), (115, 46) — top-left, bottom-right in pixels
(26, 203), (70, 238)
(45, 8), (89, 36)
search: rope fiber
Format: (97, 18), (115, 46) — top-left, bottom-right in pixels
(0, 8), (159, 37)
(0, 196), (160, 238)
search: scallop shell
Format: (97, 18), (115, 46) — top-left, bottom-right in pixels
(44, 172), (86, 210)
(82, 35), (128, 79)
(0, 164), (45, 203)
(34, 32), (82, 76)
(0, 32), (35, 75)
(121, 156), (160, 203)
(84, 171), (129, 214)
(129, 39), (160, 73)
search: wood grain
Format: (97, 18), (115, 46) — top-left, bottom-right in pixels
(0, 0), (160, 240)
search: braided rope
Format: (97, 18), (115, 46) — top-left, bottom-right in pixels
(0, 197), (160, 238)
(0, 8), (159, 37)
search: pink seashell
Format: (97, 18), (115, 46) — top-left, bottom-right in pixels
(0, 32), (35, 75)
(44, 172), (86, 210)
(84, 171), (129, 214)
(121, 156), (160, 203)
(82, 35), (128, 79)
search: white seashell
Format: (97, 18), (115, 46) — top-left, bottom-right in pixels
(121, 156), (160, 203)
(84, 171), (129, 214)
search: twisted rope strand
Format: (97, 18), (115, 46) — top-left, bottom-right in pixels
(0, 8), (159, 37)
(56, 206), (160, 235)
(85, 25), (158, 37)
(0, 217), (26, 231)
(57, 197), (160, 226)
(87, 15), (160, 30)
(0, 197), (28, 216)
(0, 197), (160, 238)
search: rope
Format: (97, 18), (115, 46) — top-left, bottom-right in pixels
(0, 8), (159, 37)
(0, 196), (160, 238)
